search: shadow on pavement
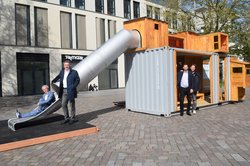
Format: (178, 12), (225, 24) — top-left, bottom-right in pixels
(0, 106), (121, 144)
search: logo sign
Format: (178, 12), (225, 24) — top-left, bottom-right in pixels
(65, 55), (84, 61)
(62, 55), (86, 62)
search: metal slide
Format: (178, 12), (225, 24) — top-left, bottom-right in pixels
(8, 29), (140, 131)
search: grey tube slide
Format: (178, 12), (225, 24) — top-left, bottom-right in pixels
(8, 29), (140, 131)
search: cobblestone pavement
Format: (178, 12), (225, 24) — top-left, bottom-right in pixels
(0, 88), (250, 166)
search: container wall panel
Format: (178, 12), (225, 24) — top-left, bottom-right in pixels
(125, 47), (175, 116)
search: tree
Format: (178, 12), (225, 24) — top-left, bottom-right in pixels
(147, 0), (250, 60)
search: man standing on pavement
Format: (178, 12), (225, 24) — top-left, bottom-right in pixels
(52, 60), (80, 124)
(177, 64), (193, 116)
(190, 64), (200, 114)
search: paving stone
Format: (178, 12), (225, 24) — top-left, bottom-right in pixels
(0, 89), (250, 165)
(131, 162), (142, 166)
(172, 162), (185, 166)
(232, 154), (246, 162)
(198, 162), (211, 166)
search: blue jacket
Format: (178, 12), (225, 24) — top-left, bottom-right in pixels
(38, 91), (55, 110)
(52, 68), (80, 101)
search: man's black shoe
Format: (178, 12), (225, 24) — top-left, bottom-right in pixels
(69, 119), (78, 125)
(187, 112), (192, 116)
(180, 113), (184, 116)
(61, 119), (70, 124)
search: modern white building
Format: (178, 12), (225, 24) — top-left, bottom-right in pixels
(0, 0), (169, 96)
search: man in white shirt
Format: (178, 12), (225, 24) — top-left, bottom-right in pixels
(177, 64), (193, 116)
(52, 60), (80, 124)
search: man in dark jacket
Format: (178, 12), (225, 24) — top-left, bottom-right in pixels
(177, 64), (193, 116)
(52, 60), (80, 124)
(190, 64), (200, 114)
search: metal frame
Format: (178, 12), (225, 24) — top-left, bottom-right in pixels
(225, 56), (231, 101)
(211, 53), (220, 103)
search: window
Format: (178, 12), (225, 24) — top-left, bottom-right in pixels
(35, 7), (48, 47)
(124, 0), (131, 19)
(76, 15), (86, 49)
(98, 68), (118, 90)
(15, 4), (30, 46)
(96, 0), (104, 13)
(108, 20), (117, 64)
(60, 0), (71, 6)
(75, 0), (85, 9)
(247, 69), (250, 75)
(108, 0), (115, 15)
(233, 67), (243, 73)
(108, 20), (116, 39)
(214, 35), (219, 50)
(155, 8), (160, 20)
(96, 18), (105, 48)
(147, 5), (152, 18)
(133, 1), (140, 18)
(172, 13), (177, 29)
(60, 12), (72, 48)
(110, 69), (118, 88)
(17, 53), (49, 95)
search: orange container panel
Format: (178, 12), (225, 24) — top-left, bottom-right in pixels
(245, 64), (250, 87)
(124, 17), (168, 50)
(169, 32), (229, 53)
(230, 59), (247, 101)
(206, 32), (229, 53)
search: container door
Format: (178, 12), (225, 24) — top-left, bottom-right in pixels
(229, 62), (246, 101)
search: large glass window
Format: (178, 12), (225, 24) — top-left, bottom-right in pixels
(17, 53), (49, 95)
(124, 0), (131, 19)
(60, 12), (72, 48)
(15, 4), (30, 46)
(76, 15), (86, 49)
(75, 0), (85, 9)
(96, 18), (105, 48)
(35, 7), (48, 47)
(98, 67), (118, 90)
(96, 0), (104, 13)
(147, 5), (153, 18)
(133, 1), (140, 18)
(107, 0), (115, 15)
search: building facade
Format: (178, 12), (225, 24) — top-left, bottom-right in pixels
(0, 0), (167, 96)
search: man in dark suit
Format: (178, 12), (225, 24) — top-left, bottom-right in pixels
(52, 60), (80, 124)
(190, 64), (200, 114)
(177, 64), (193, 116)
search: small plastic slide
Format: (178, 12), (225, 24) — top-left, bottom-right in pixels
(8, 29), (140, 131)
